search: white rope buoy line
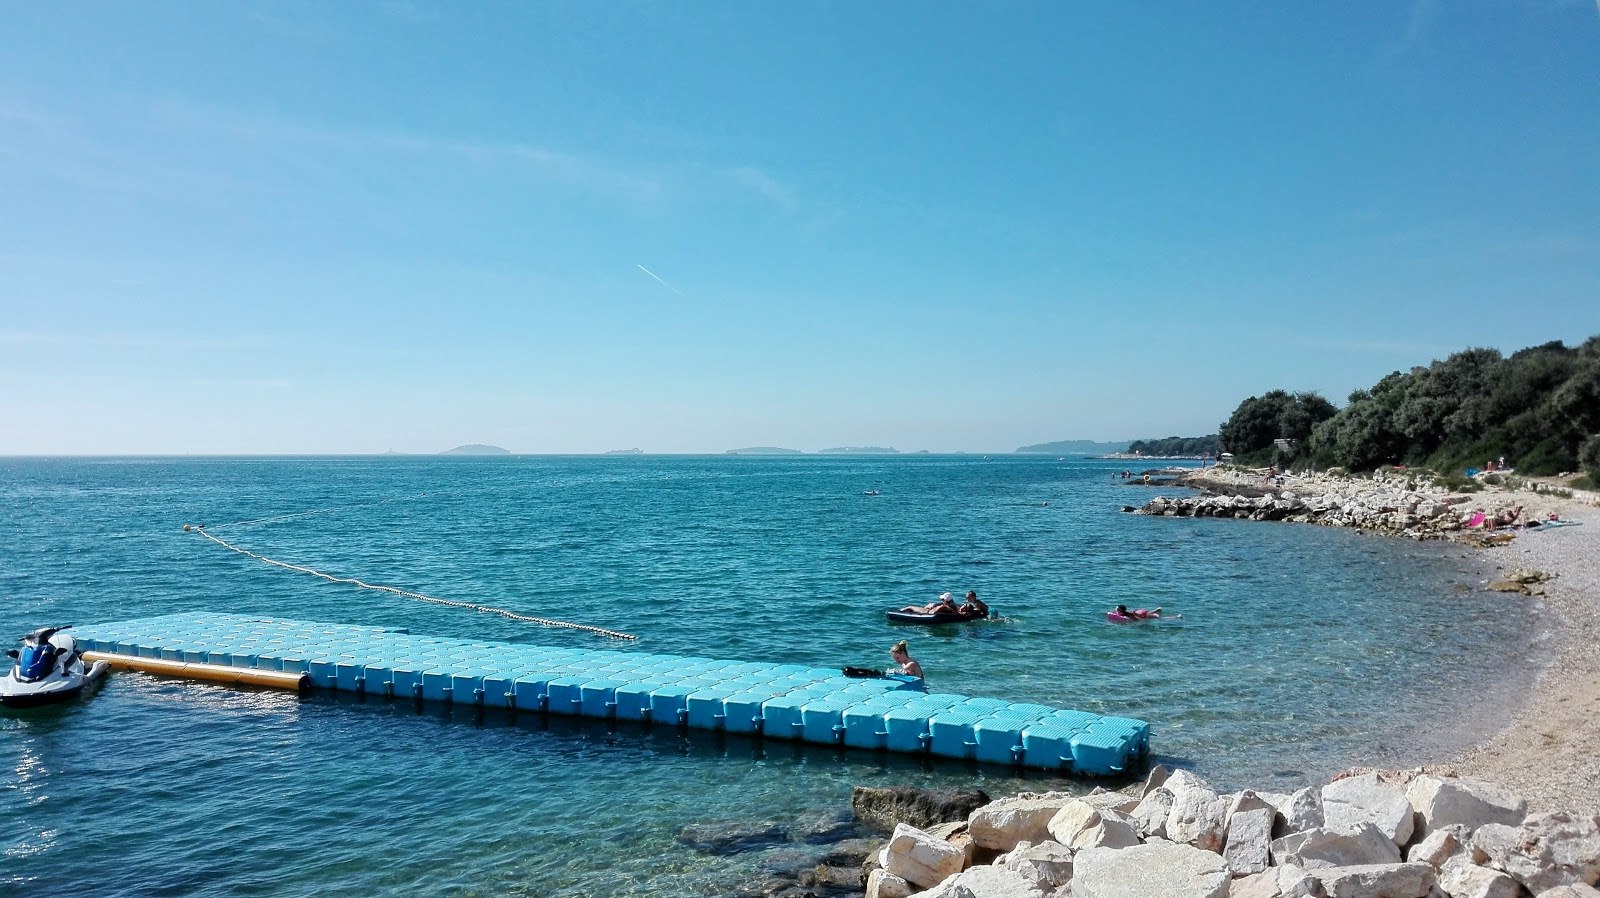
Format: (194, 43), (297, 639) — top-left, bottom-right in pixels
(183, 523), (637, 641)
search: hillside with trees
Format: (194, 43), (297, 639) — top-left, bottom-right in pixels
(1127, 435), (1220, 456)
(1218, 336), (1600, 484)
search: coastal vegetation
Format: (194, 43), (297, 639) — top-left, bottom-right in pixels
(1219, 336), (1600, 482)
(1126, 435), (1220, 457)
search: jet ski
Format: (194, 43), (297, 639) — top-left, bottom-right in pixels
(1, 625), (110, 709)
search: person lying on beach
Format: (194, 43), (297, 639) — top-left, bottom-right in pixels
(899, 593), (960, 615)
(1496, 506), (1523, 527)
(888, 640), (923, 679)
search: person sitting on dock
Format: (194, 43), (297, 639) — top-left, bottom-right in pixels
(899, 593), (959, 615)
(958, 590), (988, 617)
(888, 640), (923, 679)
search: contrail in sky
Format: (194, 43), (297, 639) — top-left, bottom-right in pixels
(636, 264), (682, 295)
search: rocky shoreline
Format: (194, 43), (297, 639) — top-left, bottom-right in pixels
(728, 470), (1600, 897)
(1122, 468), (1596, 542)
(852, 768), (1599, 898)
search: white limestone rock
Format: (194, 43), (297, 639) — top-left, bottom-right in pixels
(1271, 823), (1402, 870)
(1312, 862), (1436, 898)
(1082, 787), (1142, 815)
(969, 795), (1077, 851)
(1225, 807), (1276, 877)
(1229, 863), (1325, 898)
(1404, 776), (1526, 841)
(1002, 840), (1075, 891)
(1046, 799), (1140, 853)
(1535, 885), (1600, 898)
(1134, 787), (1175, 840)
(867, 868), (915, 898)
(1322, 774), (1415, 848)
(1405, 825), (1467, 869)
(906, 864), (1046, 898)
(1167, 769), (1231, 853)
(885, 823), (968, 889)
(1073, 842), (1231, 898)
(1281, 786), (1327, 837)
(1473, 812), (1600, 894)
(1438, 855), (1521, 898)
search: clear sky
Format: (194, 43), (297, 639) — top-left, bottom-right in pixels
(3, 2), (1597, 454)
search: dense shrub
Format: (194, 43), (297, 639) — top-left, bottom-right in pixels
(1247, 337), (1600, 476)
(1127, 435), (1220, 456)
(1580, 435), (1600, 475)
(1219, 391), (1337, 457)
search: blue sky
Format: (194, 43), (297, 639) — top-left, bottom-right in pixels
(2, 2), (1597, 454)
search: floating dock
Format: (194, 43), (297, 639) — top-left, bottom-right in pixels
(73, 613), (1150, 775)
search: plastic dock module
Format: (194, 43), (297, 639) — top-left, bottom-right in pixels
(70, 613), (1149, 774)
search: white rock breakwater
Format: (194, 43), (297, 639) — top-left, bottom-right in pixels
(1123, 468), (1587, 541)
(862, 769), (1600, 898)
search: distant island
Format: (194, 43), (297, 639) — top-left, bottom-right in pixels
(817, 447), (900, 455)
(725, 447), (803, 455)
(603, 448), (643, 455)
(1015, 439), (1130, 455)
(440, 444), (511, 456)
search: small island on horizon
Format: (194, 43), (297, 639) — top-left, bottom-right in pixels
(440, 444), (511, 456)
(603, 448), (643, 455)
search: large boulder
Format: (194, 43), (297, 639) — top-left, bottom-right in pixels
(1225, 807), (1277, 876)
(1081, 788), (1143, 815)
(1322, 774), (1415, 847)
(1135, 787), (1176, 840)
(854, 787), (993, 832)
(1473, 812), (1600, 894)
(1312, 862), (1436, 898)
(1167, 770), (1231, 853)
(1536, 886), (1600, 898)
(883, 823), (967, 889)
(968, 794), (1076, 851)
(1073, 842), (1230, 898)
(1228, 863), (1324, 898)
(866, 868), (914, 898)
(1280, 786), (1326, 837)
(1403, 776), (1526, 841)
(906, 864), (1047, 898)
(1271, 824), (1402, 869)
(1405, 825), (1467, 868)
(1438, 855), (1521, 898)
(1046, 799), (1140, 852)
(1002, 840), (1075, 891)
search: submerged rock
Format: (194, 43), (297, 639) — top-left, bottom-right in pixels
(851, 786), (991, 833)
(678, 820), (789, 855)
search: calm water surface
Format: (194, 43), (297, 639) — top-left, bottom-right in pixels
(0, 456), (1529, 896)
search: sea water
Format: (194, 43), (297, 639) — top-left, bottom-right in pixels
(0, 456), (1532, 896)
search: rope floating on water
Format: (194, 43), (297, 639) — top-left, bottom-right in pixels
(183, 524), (637, 641)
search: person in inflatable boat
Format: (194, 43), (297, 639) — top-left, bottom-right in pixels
(899, 593), (960, 615)
(1113, 604), (1161, 620)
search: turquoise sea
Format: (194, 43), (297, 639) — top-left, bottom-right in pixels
(1, 456), (1532, 897)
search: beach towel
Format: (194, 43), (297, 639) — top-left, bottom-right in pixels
(1466, 512), (1487, 529)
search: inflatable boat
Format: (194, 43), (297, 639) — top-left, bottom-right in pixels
(885, 608), (987, 625)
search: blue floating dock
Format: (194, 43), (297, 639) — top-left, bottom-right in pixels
(74, 613), (1150, 775)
